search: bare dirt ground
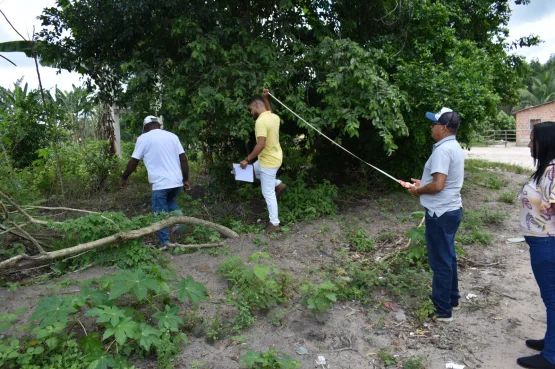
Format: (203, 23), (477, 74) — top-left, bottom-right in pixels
(0, 166), (544, 369)
(465, 145), (534, 170)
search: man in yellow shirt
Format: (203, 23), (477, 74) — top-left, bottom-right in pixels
(240, 89), (286, 232)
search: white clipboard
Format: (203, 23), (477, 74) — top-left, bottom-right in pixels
(232, 163), (254, 182)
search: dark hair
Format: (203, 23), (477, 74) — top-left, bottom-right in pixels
(248, 95), (264, 106)
(531, 121), (555, 185)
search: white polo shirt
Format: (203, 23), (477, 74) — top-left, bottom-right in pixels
(131, 129), (185, 191)
(419, 136), (464, 217)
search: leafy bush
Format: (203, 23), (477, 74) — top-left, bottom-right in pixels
(348, 228), (375, 252)
(218, 252), (294, 312)
(32, 141), (122, 197)
(279, 173), (338, 223)
(0, 267), (208, 369)
(51, 212), (167, 270)
(300, 280), (338, 315)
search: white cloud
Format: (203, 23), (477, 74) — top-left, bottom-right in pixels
(508, 0), (555, 62)
(0, 0), (82, 91)
(1, 0), (554, 93)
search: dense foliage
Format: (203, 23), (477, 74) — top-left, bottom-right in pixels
(33, 0), (537, 179)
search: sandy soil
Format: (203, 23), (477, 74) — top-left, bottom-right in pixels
(0, 168), (544, 369)
(465, 145), (535, 170)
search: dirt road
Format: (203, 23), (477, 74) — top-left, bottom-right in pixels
(465, 145), (534, 170)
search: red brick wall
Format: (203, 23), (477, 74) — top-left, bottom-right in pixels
(515, 102), (555, 146)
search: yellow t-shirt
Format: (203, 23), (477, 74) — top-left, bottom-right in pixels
(255, 111), (283, 168)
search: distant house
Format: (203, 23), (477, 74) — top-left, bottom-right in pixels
(513, 100), (555, 146)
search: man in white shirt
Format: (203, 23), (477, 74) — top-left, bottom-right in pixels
(408, 107), (464, 322)
(120, 115), (190, 246)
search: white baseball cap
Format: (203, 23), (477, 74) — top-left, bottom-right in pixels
(143, 115), (160, 126)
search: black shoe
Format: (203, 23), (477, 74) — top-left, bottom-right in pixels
(526, 339), (545, 352)
(517, 354), (555, 368)
(451, 301), (460, 311)
(427, 311), (453, 322)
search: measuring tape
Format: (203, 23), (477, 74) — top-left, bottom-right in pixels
(268, 93), (414, 188)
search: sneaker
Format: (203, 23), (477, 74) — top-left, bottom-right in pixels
(264, 223), (281, 233)
(275, 183), (287, 197)
(451, 301), (460, 311)
(526, 339), (545, 352)
(427, 311), (453, 323)
(517, 354), (555, 368)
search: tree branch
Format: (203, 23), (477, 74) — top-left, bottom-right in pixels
(5, 220), (46, 254)
(159, 242), (224, 251)
(0, 54), (17, 67)
(22, 206), (100, 214)
(0, 9), (28, 41)
(0, 190), (52, 225)
(0, 216), (238, 271)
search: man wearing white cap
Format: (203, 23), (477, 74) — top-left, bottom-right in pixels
(407, 107), (464, 322)
(120, 115), (190, 247)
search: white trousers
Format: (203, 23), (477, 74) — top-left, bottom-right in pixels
(254, 161), (282, 226)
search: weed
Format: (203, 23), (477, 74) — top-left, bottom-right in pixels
(320, 225), (331, 234)
(300, 280), (338, 316)
(253, 236), (267, 247)
(206, 312), (226, 344)
(268, 310), (286, 327)
(457, 231), (493, 245)
(207, 247), (231, 257)
(378, 350), (398, 366)
(191, 361), (208, 369)
(403, 356), (426, 369)
(415, 299), (435, 322)
(232, 301), (256, 333)
(228, 220), (263, 235)
(499, 190), (515, 204)
(377, 231), (396, 243)
(348, 228), (375, 252)
(465, 164), (508, 189)
(218, 253), (294, 312)
(239, 349), (301, 369)
(6, 282), (19, 292)
(231, 335), (248, 344)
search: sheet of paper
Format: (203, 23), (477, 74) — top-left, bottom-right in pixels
(232, 163), (254, 182)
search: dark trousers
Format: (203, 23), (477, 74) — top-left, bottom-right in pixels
(151, 187), (183, 244)
(425, 208), (463, 314)
(526, 235), (555, 363)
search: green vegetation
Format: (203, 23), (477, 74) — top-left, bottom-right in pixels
(0, 267), (207, 369)
(239, 349), (301, 369)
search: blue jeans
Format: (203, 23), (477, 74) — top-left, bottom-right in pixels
(152, 187), (183, 245)
(526, 236), (555, 364)
(425, 208), (463, 315)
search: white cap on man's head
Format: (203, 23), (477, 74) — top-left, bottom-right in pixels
(143, 115), (160, 126)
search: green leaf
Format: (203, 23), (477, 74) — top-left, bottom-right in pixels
(102, 317), (138, 345)
(85, 305), (127, 326)
(86, 352), (116, 369)
(80, 333), (103, 354)
(0, 40), (34, 54)
(137, 323), (162, 351)
(324, 293), (337, 302)
(30, 295), (77, 327)
(253, 264), (270, 281)
(152, 305), (183, 332)
(81, 287), (110, 306)
(106, 270), (160, 301)
(176, 275), (208, 308)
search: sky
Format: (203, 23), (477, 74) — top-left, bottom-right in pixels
(0, 0), (554, 92)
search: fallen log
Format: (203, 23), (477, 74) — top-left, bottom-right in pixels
(0, 216), (238, 271)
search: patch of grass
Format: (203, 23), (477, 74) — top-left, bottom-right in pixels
(499, 190), (516, 204)
(378, 350), (398, 367)
(348, 228), (375, 252)
(466, 159), (530, 175)
(457, 230), (493, 245)
(377, 231), (397, 243)
(403, 356), (426, 369)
